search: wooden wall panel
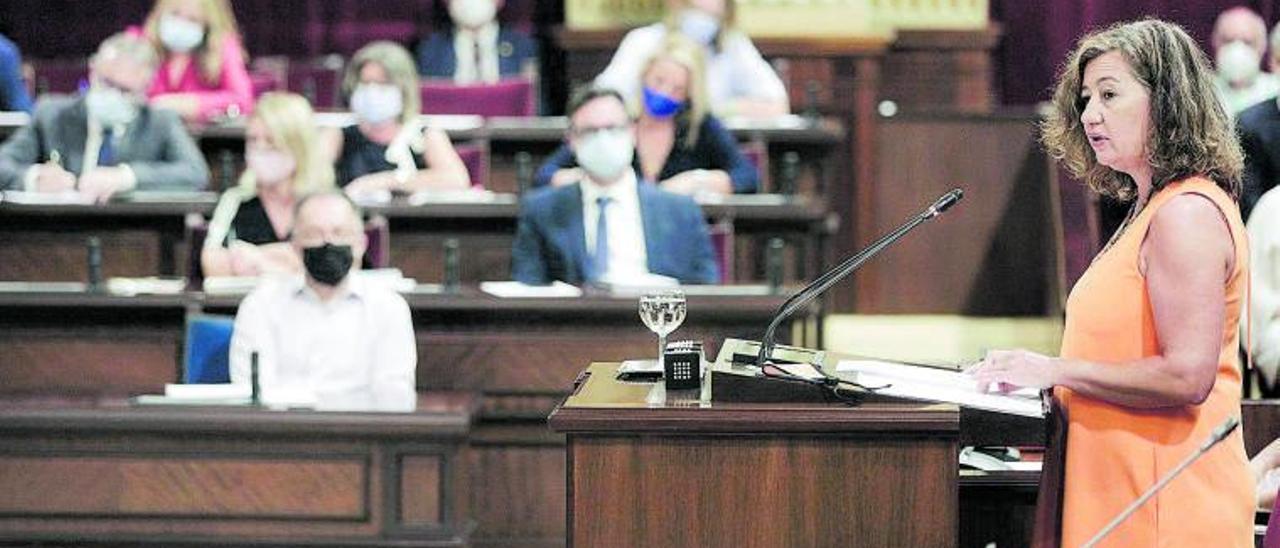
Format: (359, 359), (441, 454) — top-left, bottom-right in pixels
(468, 442), (565, 548)
(399, 455), (443, 527)
(569, 436), (955, 547)
(0, 231), (163, 282)
(0, 456), (365, 518)
(863, 111), (1054, 315)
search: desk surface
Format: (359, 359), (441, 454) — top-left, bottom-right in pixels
(0, 191), (831, 223)
(0, 392), (479, 438)
(549, 362), (959, 434)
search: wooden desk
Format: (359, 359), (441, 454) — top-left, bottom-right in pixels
(549, 362), (960, 547)
(0, 196), (215, 283)
(0, 285), (803, 548)
(0, 392), (477, 547)
(0, 194), (832, 287)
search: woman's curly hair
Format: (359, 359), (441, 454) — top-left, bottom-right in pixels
(1041, 19), (1243, 202)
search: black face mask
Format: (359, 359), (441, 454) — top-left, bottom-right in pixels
(302, 243), (354, 286)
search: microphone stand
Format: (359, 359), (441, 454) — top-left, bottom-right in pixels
(755, 189), (964, 370)
(1081, 416), (1241, 548)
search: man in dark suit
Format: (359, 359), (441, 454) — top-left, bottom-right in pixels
(0, 32), (208, 202)
(512, 87), (718, 286)
(1239, 97), (1280, 220)
(416, 0), (538, 84)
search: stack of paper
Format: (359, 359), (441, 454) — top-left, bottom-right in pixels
(836, 359), (1045, 418)
(480, 281), (582, 298)
(107, 277), (186, 295)
(408, 188), (496, 205)
(133, 383), (251, 406)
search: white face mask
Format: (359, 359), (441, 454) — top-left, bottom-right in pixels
(159, 14), (206, 54)
(246, 148), (297, 186)
(86, 85), (140, 128)
(450, 0), (498, 29)
(575, 128), (635, 182)
(679, 9), (721, 46)
(350, 83), (404, 125)
(1217, 40), (1262, 84)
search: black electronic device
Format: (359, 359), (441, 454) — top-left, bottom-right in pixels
(664, 340), (704, 391)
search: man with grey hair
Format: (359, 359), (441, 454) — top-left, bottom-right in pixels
(0, 32), (208, 201)
(1212, 6), (1280, 114)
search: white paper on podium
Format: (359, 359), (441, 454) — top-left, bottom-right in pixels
(836, 359), (1045, 418)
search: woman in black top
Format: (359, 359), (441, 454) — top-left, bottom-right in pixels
(201, 92), (335, 277)
(535, 34), (758, 195)
(321, 41), (469, 193)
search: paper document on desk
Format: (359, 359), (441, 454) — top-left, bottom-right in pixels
(408, 188), (496, 205)
(480, 280), (583, 298)
(836, 359), (1045, 418)
(107, 277), (186, 295)
(2, 191), (94, 205)
(132, 383), (251, 406)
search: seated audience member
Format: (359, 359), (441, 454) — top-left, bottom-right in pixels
(1236, 21), (1280, 220)
(203, 92), (333, 277)
(1212, 7), (1280, 114)
(535, 35), (757, 196)
(0, 32), (209, 201)
(595, 0), (788, 119)
(417, 0), (538, 84)
(1247, 186), (1280, 390)
(0, 33), (33, 112)
(139, 0), (254, 123)
(513, 87), (718, 286)
(229, 190), (416, 412)
(321, 41), (469, 194)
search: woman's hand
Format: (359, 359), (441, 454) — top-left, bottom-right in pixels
(969, 349), (1060, 393)
(1253, 438), (1280, 509)
(150, 93), (201, 120)
(659, 169), (731, 196)
(344, 172), (399, 196)
(227, 241), (265, 276)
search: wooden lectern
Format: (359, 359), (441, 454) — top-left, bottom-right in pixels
(548, 362), (962, 547)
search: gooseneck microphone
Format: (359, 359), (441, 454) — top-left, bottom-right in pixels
(1081, 416), (1241, 548)
(754, 189), (964, 369)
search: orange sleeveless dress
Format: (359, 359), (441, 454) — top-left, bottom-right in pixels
(1057, 177), (1253, 547)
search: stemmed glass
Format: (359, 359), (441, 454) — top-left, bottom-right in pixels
(639, 289), (687, 370)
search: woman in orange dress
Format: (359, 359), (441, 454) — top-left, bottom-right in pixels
(970, 19), (1254, 547)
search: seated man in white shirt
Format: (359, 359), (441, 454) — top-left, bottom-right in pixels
(229, 190), (417, 411)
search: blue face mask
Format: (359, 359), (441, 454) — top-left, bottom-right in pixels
(642, 87), (685, 118)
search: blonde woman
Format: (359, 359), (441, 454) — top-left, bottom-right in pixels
(201, 93), (333, 277)
(139, 0), (253, 123)
(595, 0), (787, 119)
(536, 35), (757, 195)
(321, 41), (469, 195)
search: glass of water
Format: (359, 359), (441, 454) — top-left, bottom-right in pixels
(639, 289), (687, 370)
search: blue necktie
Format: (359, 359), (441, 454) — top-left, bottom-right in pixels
(98, 127), (116, 167)
(591, 196), (611, 282)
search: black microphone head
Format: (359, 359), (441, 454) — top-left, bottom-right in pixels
(926, 188), (964, 218)
(936, 189), (963, 212)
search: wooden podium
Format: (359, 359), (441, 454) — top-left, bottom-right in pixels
(548, 362), (961, 547)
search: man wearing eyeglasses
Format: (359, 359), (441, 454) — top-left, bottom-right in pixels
(228, 191), (417, 412)
(511, 86), (718, 286)
(0, 32), (209, 202)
